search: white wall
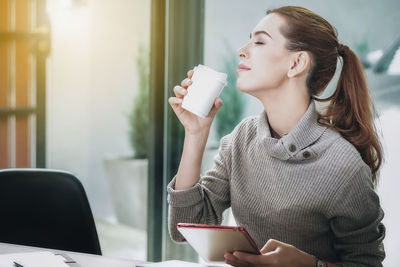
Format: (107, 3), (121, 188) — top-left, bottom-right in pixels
(46, 0), (150, 218)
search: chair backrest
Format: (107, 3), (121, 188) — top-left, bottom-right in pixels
(0, 168), (102, 255)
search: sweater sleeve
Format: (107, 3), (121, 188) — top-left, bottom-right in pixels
(327, 165), (385, 267)
(167, 133), (232, 243)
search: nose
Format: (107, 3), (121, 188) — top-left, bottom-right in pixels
(237, 46), (247, 59)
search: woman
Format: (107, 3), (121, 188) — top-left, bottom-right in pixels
(167, 6), (385, 267)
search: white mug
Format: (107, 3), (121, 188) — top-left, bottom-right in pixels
(181, 64), (228, 118)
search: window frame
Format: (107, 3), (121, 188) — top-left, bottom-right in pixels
(147, 0), (205, 262)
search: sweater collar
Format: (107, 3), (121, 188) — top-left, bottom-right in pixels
(257, 100), (327, 161)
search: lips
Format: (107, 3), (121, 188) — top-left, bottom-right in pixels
(237, 63), (251, 71)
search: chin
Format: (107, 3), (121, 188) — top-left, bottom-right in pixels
(236, 80), (259, 94)
(236, 80), (250, 92)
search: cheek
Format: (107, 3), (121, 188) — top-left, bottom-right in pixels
(259, 49), (288, 78)
(237, 50), (288, 91)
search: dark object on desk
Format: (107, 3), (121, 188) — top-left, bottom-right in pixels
(0, 168), (102, 255)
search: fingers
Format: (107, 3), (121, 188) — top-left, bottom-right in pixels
(232, 251), (263, 265)
(260, 239), (280, 254)
(215, 96), (223, 109)
(224, 252), (252, 267)
(187, 69), (194, 79)
(233, 251), (279, 265)
(180, 68), (194, 89)
(208, 97), (223, 118)
(180, 77), (192, 88)
(168, 96), (183, 106)
(228, 240), (295, 266)
(174, 71), (193, 98)
(168, 97), (185, 118)
(175, 68), (194, 97)
(173, 85), (188, 98)
(169, 69), (193, 113)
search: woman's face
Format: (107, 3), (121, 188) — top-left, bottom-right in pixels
(236, 13), (292, 95)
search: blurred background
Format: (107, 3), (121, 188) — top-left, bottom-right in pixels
(0, 0), (399, 265)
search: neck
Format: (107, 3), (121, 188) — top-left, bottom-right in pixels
(255, 81), (310, 139)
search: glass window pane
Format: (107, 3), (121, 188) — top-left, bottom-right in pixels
(46, 0), (151, 261)
(162, 0), (205, 263)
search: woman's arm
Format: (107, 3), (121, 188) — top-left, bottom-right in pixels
(167, 133), (232, 242)
(327, 165), (385, 266)
(175, 130), (209, 190)
(167, 69), (230, 242)
(168, 68), (224, 190)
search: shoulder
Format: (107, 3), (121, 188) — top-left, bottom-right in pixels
(320, 127), (373, 186)
(219, 115), (259, 148)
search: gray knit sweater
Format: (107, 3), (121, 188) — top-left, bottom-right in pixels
(167, 101), (385, 266)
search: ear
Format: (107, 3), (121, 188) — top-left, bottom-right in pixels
(287, 51), (310, 78)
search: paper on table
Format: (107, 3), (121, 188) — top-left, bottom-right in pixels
(0, 251), (69, 267)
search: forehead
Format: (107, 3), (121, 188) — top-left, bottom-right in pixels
(251, 13), (286, 39)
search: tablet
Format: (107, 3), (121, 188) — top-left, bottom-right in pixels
(177, 223), (261, 262)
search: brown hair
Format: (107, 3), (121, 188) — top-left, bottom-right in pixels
(266, 6), (383, 183)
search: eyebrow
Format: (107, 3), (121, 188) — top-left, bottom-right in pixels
(249, 30), (272, 39)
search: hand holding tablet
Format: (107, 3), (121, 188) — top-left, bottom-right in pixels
(177, 223), (261, 262)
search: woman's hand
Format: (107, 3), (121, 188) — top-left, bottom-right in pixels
(224, 239), (316, 267)
(168, 69), (223, 136)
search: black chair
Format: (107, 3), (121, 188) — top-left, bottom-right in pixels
(0, 168), (102, 255)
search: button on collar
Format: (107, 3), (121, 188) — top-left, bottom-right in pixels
(257, 101), (327, 161)
(289, 144), (297, 152)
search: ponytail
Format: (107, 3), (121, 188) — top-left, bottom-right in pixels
(317, 44), (383, 184)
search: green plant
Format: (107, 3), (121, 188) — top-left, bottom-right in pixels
(215, 42), (246, 139)
(129, 44), (150, 159)
(355, 33), (370, 55)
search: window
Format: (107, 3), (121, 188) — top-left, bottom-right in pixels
(0, 0), (48, 169)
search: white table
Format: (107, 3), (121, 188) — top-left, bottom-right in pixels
(0, 242), (149, 267)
